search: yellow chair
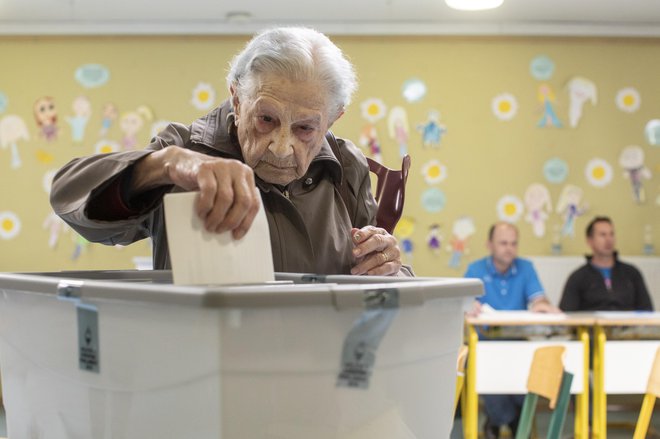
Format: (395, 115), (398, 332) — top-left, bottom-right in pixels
(633, 346), (660, 439)
(454, 344), (469, 416)
(515, 345), (574, 439)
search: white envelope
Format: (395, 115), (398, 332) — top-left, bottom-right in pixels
(163, 191), (274, 285)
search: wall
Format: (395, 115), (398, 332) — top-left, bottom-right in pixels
(0, 35), (658, 277)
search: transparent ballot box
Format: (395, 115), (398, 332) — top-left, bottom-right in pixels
(0, 270), (480, 439)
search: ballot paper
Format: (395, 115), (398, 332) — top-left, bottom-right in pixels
(163, 191), (275, 285)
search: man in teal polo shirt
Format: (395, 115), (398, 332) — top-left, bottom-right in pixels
(465, 222), (559, 439)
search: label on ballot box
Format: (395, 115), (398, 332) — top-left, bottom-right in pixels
(77, 303), (100, 373)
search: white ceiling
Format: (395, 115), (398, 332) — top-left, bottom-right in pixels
(2, 0), (660, 36)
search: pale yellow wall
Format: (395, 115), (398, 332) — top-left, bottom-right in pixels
(0, 35), (658, 276)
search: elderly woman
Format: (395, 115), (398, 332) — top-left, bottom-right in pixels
(51, 27), (410, 276)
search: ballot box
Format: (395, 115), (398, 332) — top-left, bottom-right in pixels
(0, 270), (480, 439)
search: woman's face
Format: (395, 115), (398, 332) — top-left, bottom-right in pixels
(232, 74), (335, 186)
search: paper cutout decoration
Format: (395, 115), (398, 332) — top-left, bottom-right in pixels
(566, 77), (597, 128)
(585, 158), (613, 187)
(191, 82), (216, 110)
(43, 211), (68, 249)
(151, 120), (171, 139)
(394, 217), (415, 262)
(358, 125), (383, 162)
(99, 103), (118, 136)
(619, 145), (652, 203)
(66, 96), (91, 143)
(33, 96), (58, 141)
(645, 119), (660, 146)
(94, 139), (120, 154)
(402, 78), (427, 103)
(496, 194), (524, 223)
(43, 169), (57, 193)
(120, 106), (153, 150)
(0, 114), (29, 169)
(422, 159), (447, 184)
(388, 106), (410, 157)
(0, 92), (7, 113)
(35, 150), (54, 164)
(75, 64), (110, 88)
(421, 188), (446, 213)
(491, 93), (518, 121)
(616, 87), (641, 113)
(530, 55), (555, 81)
(543, 157), (569, 184)
(556, 184), (587, 237)
(0, 211), (21, 240)
(643, 225), (654, 255)
(416, 110), (447, 148)
(427, 223), (442, 254)
(71, 233), (90, 260)
(448, 216), (475, 269)
(360, 98), (387, 123)
(524, 183), (552, 237)
(537, 84), (562, 128)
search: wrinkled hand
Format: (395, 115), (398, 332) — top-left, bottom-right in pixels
(137, 146), (261, 239)
(349, 226), (402, 276)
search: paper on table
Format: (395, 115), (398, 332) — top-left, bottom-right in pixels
(163, 191), (275, 285)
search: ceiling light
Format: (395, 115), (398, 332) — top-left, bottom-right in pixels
(445, 0), (504, 11)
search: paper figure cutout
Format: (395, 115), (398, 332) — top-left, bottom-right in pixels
(496, 194), (524, 223)
(427, 224), (442, 254)
(448, 216), (475, 269)
(524, 183), (552, 237)
(120, 106), (153, 150)
(151, 120), (171, 138)
(360, 98), (387, 123)
(402, 78), (427, 103)
(0, 114), (29, 169)
(585, 158), (613, 188)
(35, 149), (54, 164)
(643, 225), (654, 255)
(33, 96), (58, 141)
(543, 157), (569, 184)
(616, 87), (641, 113)
(0, 92), (7, 113)
(537, 84), (562, 128)
(416, 110), (446, 148)
(358, 125), (382, 162)
(43, 169), (57, 193)
(71, 233), (90, 260)
(0, 211), (21, 240)
(191, 82), (216, 110)
(566, 77), (597, 128)
(42, 211), (69, 249)
(550, 224), (562, 255)
(556, 184), (587, 237)
(99, 103), (118, 136)
(94, 139), (120, 154)
(422, 159), (447, 185)
(394, 217), (415, 262)
(66, 96), (91, 143)
(387, 106), (410, 157)
(75, 64), (110, 88)
(530, 55), (555, 81)
(491, 93), (518, 121)
(619, 145), (652, 203)
(645, 119), (660, 146)
(421, 188), (446, 213)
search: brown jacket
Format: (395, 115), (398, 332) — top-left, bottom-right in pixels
(51, 101), (407, 275)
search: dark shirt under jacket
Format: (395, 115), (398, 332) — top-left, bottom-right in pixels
(559, 254), (653, 311)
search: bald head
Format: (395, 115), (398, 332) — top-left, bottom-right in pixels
(488, 222), (519, 242)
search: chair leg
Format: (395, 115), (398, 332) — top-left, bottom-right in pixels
(547, 371), (574, 439)
(515, 394), (538, 439)
(633, 393), (657, 439)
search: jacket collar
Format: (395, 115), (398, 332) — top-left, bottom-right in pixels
(188, 100), (343, 189)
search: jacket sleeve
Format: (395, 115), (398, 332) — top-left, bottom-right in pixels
(49, 123), (190, 246)
(559, 271), (582, 311)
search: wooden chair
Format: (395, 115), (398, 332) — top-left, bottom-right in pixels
(633, 346), (660, 439)
(454, 344), (469, 417)
(515, 345), (574, 439)
(366, 155), (411, 234)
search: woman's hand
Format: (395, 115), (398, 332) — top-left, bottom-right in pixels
(350, 226), (402, 276)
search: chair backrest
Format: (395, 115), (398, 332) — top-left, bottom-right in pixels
(366, 155), (411, 234)
(646, 346), (660, 398)
(526, 345), (566, 409)
(633, 347), (660, 439)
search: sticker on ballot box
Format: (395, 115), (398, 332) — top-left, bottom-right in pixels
(77, 303), (100, 373)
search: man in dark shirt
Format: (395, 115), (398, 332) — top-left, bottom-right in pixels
(559, 216), (653, 311)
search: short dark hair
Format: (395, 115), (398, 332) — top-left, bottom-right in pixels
(586, 216), (613, 238)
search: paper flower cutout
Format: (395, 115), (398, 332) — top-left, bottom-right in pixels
(422, 159), (448, 184)
(585, 158), (613, 187)
(0, 211), (21, 240)
(497, 195), (524, 223)
(360, 98), (387, 123)
(94, 139), (120, 154)
(491, 93), (518, 121)
(191, 82), (216, 110)
(616, 87), (641, 113)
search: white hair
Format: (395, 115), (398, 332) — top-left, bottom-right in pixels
(226, 27), (357, 118)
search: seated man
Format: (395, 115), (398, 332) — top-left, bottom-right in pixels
(464, 222), (559, 439)
(560, 216), (653, 311)
(49, 27), (411, 278)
